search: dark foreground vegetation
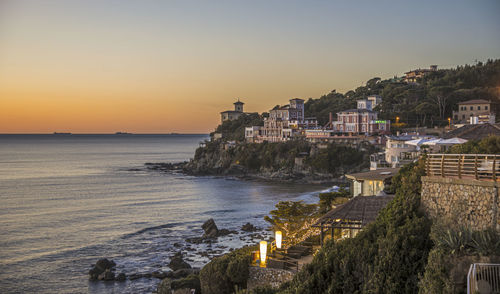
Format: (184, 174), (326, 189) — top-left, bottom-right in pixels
(191, 136), (500, 294)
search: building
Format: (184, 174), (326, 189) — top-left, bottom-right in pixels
(324, 95), (390, 136)
(245, 98), (318, 143)
(345, 168), (400, 197)
(220, 100), (245, 123)
(385, 135), (418, 166)
(313, 195), (395, 244)
(403, 65), (437, 83)
(443, 123), (500, 140)
(452, 99), (497, 124)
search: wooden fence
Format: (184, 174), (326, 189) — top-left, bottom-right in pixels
(426, 154), (500, 181)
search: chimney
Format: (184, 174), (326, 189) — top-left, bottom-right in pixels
(329, 112), (333, 124)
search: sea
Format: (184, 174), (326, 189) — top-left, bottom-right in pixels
(0, 134), (330, 294)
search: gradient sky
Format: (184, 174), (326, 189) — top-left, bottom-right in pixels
(1, 0), (499, 133)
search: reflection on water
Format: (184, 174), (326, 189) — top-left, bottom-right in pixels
(0, 135), (326, 293)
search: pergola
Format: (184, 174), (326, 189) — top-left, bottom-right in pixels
(313, 195), (394, 246)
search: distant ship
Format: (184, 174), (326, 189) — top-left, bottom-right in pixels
(115, 132), (132, 135)
(53, 132), (72, 135)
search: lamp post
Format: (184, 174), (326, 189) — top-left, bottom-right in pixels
(275, 231), (282, 249)
(448, 117), (451, 128)
(259, 241), (267, 267)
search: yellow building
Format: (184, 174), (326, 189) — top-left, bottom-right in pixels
(345, 168), (399, 196)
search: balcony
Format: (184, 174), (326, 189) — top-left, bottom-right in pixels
(426, 154), (500, 181)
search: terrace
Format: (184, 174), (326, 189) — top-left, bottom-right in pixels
(426, 154), (500, 181)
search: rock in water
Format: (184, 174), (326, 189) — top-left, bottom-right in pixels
(169, 252), (192, 271)
(201, 219), (219, 238)
(95, 258), (115, 271)
(241, 222), (258, 232)
(116, 273), (126, 281)
(89, 258), (116, 280)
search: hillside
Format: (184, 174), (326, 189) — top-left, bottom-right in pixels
(305, 59), (500, 127)
(213, 59), (500, 141)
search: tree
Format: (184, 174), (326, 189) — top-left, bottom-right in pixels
(264, 201), (318, 246)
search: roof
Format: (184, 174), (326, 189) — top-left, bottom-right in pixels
(314, 195), (394, 228)
(345, 168), (400, 181)
(234, 101), (244, 105)
(443, 123), (500, 140)
(338, 109), (374, 114)
(220, 110), (242, 114)
(290, 98), (304, 101)
(387, 135), (416, 141)
(458, 99), (491, 105)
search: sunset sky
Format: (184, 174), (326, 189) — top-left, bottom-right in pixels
(1, 0), (499, 133)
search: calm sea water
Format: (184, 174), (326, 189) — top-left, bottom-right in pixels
(0, 134), (327, 294)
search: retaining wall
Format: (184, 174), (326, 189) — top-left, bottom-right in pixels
(421, 176), (499, 231)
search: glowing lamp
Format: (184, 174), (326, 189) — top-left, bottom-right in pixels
(259, 241), (267, 266)
(275, 231), (282, 249)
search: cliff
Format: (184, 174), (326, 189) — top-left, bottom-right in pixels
(181, 140), (374, 184)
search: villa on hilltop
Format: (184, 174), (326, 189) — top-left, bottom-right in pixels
(220, 99), (246, 123)
(403, 65), (437, 83)
(245, 98), (318, 143)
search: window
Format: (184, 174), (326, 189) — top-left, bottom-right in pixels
(485, 106), (488, 110)
(470, 106), (473, 110)
(462, 115), (465, 119)
(478, 106), (481, 110)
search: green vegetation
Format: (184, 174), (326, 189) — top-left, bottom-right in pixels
(171, 274), (201, 293)
(191, 139), (370, 177)
(318, 189), (350, 214)
(305, 60), (500, 127)
(447, 135), (500, 154)
(264, 201), (318, 246)
(199, 246), (255, 294)
(418, 226), (500, 294)
(306, 143), (375, 175)
(273, 158), (433, 294)
(213, 113), (264, 141)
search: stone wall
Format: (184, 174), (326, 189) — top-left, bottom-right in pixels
(421, 176), (499, 231)
(247, 267), (294, 290)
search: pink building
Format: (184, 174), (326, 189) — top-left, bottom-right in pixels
(332, 109), (390, 135)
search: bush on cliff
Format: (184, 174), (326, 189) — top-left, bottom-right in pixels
(213, 113), (264, 142)
(276, 158), (433, 294)
(318, 189), (350, 214)
(199, 246), (254, 294)
(447, 135), (500, 154)
(264, 201), (318, 246)
(306, 143), (373, 175)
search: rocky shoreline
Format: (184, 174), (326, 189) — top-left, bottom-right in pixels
(89, 219), (270, 293)
(144, 161), (341, 185)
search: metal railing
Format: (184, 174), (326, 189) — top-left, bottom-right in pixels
(467, 263), (500, 294)
(426, 154), (500, 181)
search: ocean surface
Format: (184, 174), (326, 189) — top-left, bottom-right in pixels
(0, 134), (329, 294)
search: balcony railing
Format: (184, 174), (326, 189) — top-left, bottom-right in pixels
(426, 154), (500, 181)
(468, 263), (500, 294)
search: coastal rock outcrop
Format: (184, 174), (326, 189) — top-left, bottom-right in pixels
(241, 222), (258, 232)
(202, 218), (219, 238)
(89, 258), (120, 281)
(169, 252), (192, 271)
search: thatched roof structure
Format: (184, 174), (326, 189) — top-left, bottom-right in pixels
(313, 195), (394, 230)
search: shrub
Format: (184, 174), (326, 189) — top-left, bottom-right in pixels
(199, 246), (254, 294)
(277, 158), (433, 294)
(171, 274), (201, 293)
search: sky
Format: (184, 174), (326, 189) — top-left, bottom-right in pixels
(1, 0), (499, 133)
